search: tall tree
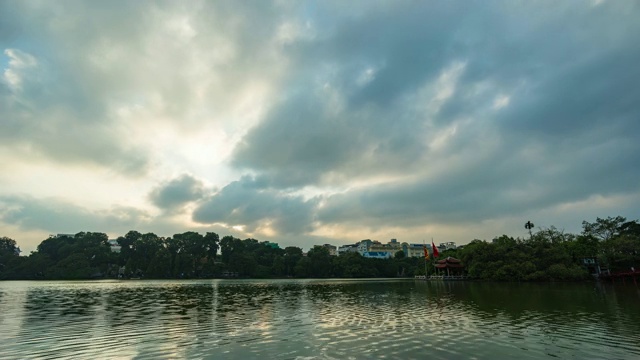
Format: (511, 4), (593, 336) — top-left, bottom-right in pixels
(307, 246), (332, 277)
(130, 232), (163, 277)
(582, 216), (627, 242)
(220, 235), (238, 264)
(283, 246), (303, 277)
(0, 236), (20, 276)
(0, 236), (19, 258)
(204, 232), (220, 260)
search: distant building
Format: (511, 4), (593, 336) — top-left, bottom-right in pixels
(439, 242), (457, 251)
(54, 233), (75, 238)
(108, 239), (121, 253)
(338, 244), (358, 256)
(404, 243), (433, 258)
(368, 239), (402, 258)
(321, 244), (337, 256)
(339, 238), (437, 258)
(264, 241), (280, 249)
(362, 251), (393, 259)
(353, 239), (403, 258)
(357, 239), (374, 255)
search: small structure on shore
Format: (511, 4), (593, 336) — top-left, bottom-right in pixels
(434, 257), (464, 277)
(414, 256), (467, 281)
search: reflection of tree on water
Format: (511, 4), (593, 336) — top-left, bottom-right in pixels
(102, 281), (218, 358)
(210, 280), (313, 358)
(104, 282), (215, 326)
(430, 282), (640, 350)
(15, 285), (107, 358)
(2, 280), (640, 359)
(449, 282), (623, 316)
(24, 287), (102, 320)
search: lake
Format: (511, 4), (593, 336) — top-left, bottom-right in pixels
(0, 279), (639, 359)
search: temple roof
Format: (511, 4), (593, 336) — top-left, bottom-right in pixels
(436, 256), (461, 264)
(434, 256), (463, 269)
(435, 263), (463, 268)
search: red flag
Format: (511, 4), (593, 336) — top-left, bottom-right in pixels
(423, 245), (430, 260)
(432, 241), (439, 258)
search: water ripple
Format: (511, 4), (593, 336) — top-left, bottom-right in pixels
(0, 280), (639, 359)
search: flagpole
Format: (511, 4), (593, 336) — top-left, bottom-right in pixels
(423, 239), (428, 280)
(432, 237), (436, 276)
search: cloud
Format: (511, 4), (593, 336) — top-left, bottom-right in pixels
(149, 174), (206, 211)
(2, 1), (640, 251)
(0, 195), (152, 234)
(192, 176), (318, 235)
(231, 60), (468, 189)
(0, 1), (292, 176)
(1, 45), (149, 175)
(229, 0), (640, 235)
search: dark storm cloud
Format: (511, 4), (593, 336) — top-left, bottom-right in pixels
(228, 3), (496, 187)
(494, 46), (640, 139)
(192, 176), (317, 234)
(318, 137), (640, 228)
(149, 174), (206, 211)
(228, 0), (640, 231)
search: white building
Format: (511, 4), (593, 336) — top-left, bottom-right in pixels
(357, 239), (374, 255)
(321, 244), (337, 256)
(404, 243), (433, 258)
(439, 242), (457, 250)
(108, 239), (121, 253)
(338, 244), (358, 256)
(362, 251), (393, 259)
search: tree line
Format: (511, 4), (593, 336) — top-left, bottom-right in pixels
(1, 216), (638, 281)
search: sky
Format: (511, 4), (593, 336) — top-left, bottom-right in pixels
(1, 0), (639, 254)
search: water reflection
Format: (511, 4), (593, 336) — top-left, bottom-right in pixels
(0, 279), (638, 359)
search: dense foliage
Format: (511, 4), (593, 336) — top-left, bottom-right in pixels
(1, 216), (638, 281)
(456, 216), (640, 281)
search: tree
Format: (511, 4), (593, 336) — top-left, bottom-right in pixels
(177, 231), (206, 276)
(294, 256), (311, 278)
(307, 246), (332, 277)
(620, 220), (640, 238)
(119, 230), (141, 252)
(204, 232), (220, 260)
(130, 232), (164, 277)
(0, 236), (20, 277)
(582, 216), (627, 242)
(220, 235), (238, 264)
(49, 253), (92, 279)
(283, 246), (303, 277)
(332, 252), (373, 278)
(164, 236), (182, 277)
(525, 221), (535, 240)
(117, 230), (141, 266)
(602, 234), (640, 271)
(272, 255), (285, 276)
(0, 236), (19, 257)
(77, 232), (111, 275)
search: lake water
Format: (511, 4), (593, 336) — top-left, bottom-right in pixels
(0, 279), (639, 359)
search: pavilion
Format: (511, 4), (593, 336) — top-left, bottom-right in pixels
(434, 257), (464, 276)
